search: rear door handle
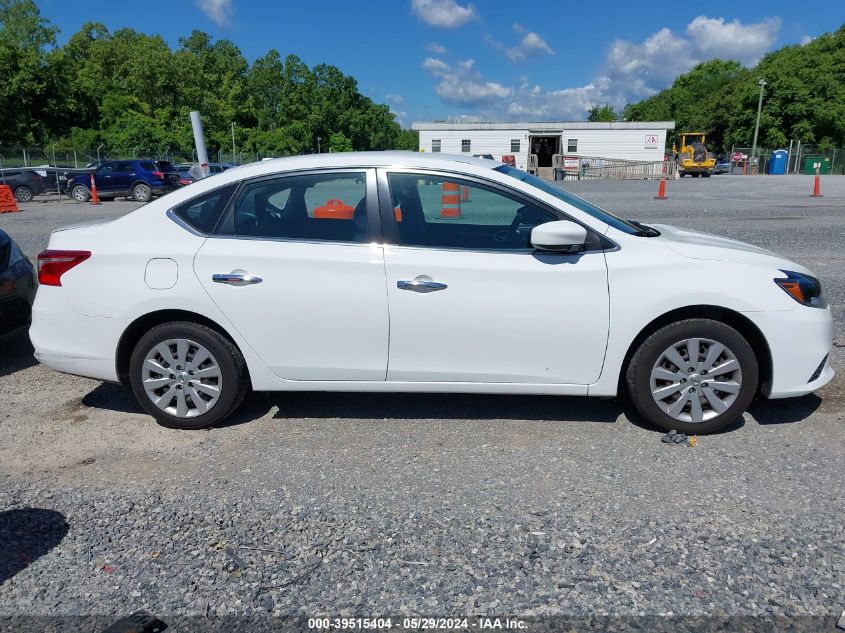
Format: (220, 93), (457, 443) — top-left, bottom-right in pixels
(397, 276), (447, 292)
(212, 272), (263, 286)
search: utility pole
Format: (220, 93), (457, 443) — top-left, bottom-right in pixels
(316, 136), (321, 154)
(231, 122), (236, 163)
(750, 78), (766, 175)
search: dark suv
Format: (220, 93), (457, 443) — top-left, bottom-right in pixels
(0, 169), (48, 202)
(68, 160), (180, 203)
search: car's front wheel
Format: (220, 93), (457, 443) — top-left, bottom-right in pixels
(626, 319), (758, 434)
(70, 184), (90, 202)
(129, 322), (248, 429)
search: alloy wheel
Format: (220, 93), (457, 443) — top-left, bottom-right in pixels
(649, 337), (742, 424)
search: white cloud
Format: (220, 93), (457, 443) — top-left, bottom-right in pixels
(486, 26), (555, 63)
(385, 94), (405, 105)
(411, 0), (477, 29)
(425, 42), (448, 55)
(195, 0), (233, 26)
(686, 16), (781, 66)
(422, 57), (512, 106)
(421, 15), (781, 120)
(507, 31), (555, 62)
(800, 34), (815, 45)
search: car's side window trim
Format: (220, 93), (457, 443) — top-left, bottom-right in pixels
(375, 167), (615, 254)
(212, 168), (380, 245)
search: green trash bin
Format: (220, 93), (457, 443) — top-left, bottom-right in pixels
(803, 156), (831, 174)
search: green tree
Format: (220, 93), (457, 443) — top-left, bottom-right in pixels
(587, 105), (617, 122)
(0, 0), (57, 144)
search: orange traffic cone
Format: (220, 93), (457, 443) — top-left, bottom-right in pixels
(810, 166), (823, 198)
(440, 181), (462, 218)
(89, 173), (100, 205)
(654, 178), (667, 200)
(0, 185), (20, 213)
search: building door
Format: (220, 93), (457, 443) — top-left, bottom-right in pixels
(529, 136), (560, 168)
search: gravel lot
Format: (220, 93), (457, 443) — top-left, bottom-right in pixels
(1, 176), (843, 631)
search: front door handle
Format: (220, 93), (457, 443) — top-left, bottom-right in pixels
(212, 272), (263, 286)
(397, 276), (447, 293)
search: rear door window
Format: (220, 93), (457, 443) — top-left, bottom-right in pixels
(139, 161), (157, 172)
(221, 172), (369, 243)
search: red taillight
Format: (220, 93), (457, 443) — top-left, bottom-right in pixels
(152, 170), (164, 179)
(179, 178), (191, 185)
(37, 250), (91, 286)
(31, 173), (41, 181)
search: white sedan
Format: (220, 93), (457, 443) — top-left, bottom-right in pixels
(30, 152), (833, 433)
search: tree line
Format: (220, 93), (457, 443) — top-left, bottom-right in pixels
(0, 0), (417, 157)
(622, 24), (845, 153)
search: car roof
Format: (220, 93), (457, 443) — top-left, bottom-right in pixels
(227, 151), (501, 176)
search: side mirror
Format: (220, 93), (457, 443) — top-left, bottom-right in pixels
(530, 220), (588, 252)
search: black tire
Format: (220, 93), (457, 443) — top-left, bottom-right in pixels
(132, 182), (152, 202)
(678, 171), (686, 178)
(70, 184), (90, 202)
(626, 319), (758, 434)
(129, 321), (249, 429)
(14, 185), (33, 202)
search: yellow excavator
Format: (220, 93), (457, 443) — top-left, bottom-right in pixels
(674, 132), (716, 177)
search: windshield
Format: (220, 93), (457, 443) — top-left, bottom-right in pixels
(494, 165), (641, 234)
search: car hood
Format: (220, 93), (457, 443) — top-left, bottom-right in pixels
(652, 223), (813, 275)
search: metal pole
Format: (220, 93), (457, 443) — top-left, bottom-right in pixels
(795, 140), (801, 174)
(190, 111), (210, 178)
(96, 143), (103, 165)
(231, 122), (236, 163)
(73, 149), (78, 168)
(787, 139), (793, 175)
(750, 78), (766, 175)
(50, 142), (60, 197)
(317, 136), (321, 154)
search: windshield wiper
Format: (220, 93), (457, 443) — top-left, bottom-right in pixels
(630, 220), (661, 237)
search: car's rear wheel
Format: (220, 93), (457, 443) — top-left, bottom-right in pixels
(129, 322), (248, 429)
(132, 183), (152, 202)
(14, 185), (33, 202)
(626, 319), (758, 434)
(71, 184), (90, 202)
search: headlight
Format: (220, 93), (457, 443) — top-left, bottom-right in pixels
(774, 270), (827, 308)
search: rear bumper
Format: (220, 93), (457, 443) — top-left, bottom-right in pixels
(746, 306), (834, 399)
(29, 286), (125, 382)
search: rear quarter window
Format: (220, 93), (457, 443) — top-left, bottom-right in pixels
(171, 183), (238, 234)
(139, 161), (157, 172)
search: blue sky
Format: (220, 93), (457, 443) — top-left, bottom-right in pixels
(37, 0), (844, 125)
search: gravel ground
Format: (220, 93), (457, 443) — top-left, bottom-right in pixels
(0, 177), (843, 632)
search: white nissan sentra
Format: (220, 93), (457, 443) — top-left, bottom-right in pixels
(30, 152), (833, 433)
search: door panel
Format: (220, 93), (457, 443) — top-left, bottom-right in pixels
(193, 169), (389, 381)
(94, 164), (114, 192)
(381, 170), (609, 384)
(384, 247), (609, 383)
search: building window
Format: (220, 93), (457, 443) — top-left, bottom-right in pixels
(431, 139), (441, 153)
(461, 139), (471, 153)
(567, 139), (578, 153)
(510, 139), (520, 153)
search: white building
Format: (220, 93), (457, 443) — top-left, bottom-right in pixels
(412, 121), (675, 173)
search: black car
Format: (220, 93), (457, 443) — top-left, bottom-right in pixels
(0, 229), (36, 337)
(0, 169), (48, 202)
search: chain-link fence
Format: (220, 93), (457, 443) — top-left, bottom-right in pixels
(727, 145), (843, 175)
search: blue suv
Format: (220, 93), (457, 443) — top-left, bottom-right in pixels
(68, 160), (180, 203)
